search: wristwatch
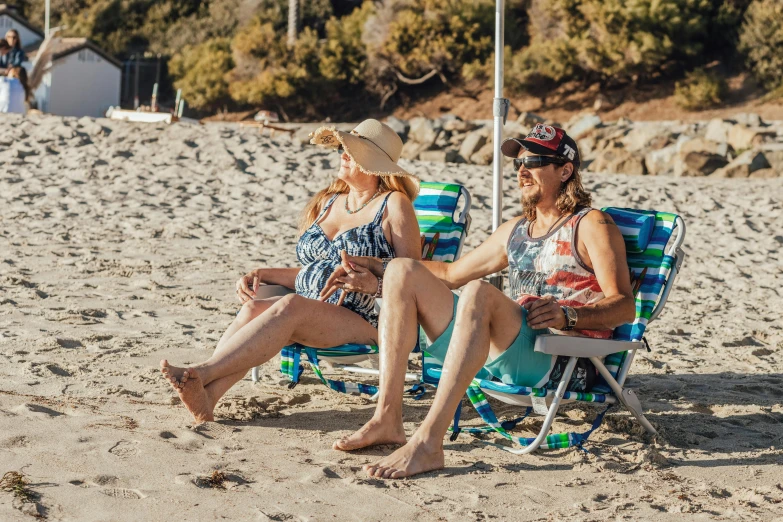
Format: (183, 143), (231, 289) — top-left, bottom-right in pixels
(561, 306), (578, 331)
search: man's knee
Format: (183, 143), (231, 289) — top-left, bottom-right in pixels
(459, 280), (501, 309)
(384, 258), (425, 288)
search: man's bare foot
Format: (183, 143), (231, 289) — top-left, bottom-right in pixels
(160, 360), (214, 423)
(333, 417), (406, 451)
(160, 359), (189, 390)
(363, 437), (444, 479)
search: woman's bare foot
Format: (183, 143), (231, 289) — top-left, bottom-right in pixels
(333, 417), (407, 451)
(160, 360), (214, 423)
(363, 437), (445, 479)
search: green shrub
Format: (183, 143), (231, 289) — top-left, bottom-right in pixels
(319, 1), (374, 84)
(508, 0), (748, 94)
(227, 19), (324, 112)
(169, 38), (233, 110)
(674, 68), (727, 110)
(227, 2), (373, 115)
(739, 0), (783, 90)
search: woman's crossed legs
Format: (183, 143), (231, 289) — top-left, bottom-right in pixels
(161, 293), (377, 422)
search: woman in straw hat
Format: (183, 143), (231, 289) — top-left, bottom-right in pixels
(161, 119), (421, 423)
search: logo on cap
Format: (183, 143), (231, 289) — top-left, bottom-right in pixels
(529, 124), (556, 141)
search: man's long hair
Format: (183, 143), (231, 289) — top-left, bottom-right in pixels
(522, 165), (592, 221)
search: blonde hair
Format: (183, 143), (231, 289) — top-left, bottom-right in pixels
(522, 166), (592, 221)
(299, 175), (416, 234)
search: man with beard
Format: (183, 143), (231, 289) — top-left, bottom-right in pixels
(327, 125), (636, 478)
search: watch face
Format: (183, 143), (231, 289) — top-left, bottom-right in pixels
(566, 307), (577, 325)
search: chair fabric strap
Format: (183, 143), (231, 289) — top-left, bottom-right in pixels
(453, 380), (612, 450)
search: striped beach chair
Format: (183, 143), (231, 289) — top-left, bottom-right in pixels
(250, 181), (472, 397)
(422, 207), (686, 453)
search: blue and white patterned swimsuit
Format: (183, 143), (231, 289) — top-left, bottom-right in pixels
(295, 193), (395, 327)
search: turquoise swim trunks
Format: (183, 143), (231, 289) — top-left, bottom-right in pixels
(424, 293), (556, 387)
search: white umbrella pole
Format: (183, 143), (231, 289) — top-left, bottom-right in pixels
(491, 0), (509, 290)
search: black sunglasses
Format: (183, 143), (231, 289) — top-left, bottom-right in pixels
(513, 155), (567, 171)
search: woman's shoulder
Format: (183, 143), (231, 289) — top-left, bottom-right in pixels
(384, 190), (415, 211)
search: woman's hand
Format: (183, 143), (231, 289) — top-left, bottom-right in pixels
(235, 269), (264, 304)
(320, 251), (379, 305)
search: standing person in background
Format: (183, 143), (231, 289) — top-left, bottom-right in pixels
(0, 31), (27, 75)
(0, 66), (28, 114)
(0, 39), (11, 74)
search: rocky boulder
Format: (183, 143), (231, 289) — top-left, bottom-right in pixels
(384, 116), (409, 141)
(470, 142), (495, 166)
(400, 140), (428, 160)
(590, 147), (646, 175)
(566, 113), (602, 140)
(458, 128), (489, 161)
(727, 125), (766, 151)
(760, 143), (783, 172)
(704, 118), (734, 143)
(408, 117), (441, 149)
(517, 111), (546, 127)
(678, 151), (728, 176)
(712, 150), (771, 178)
(645, 144), (678, 176)
(419, 150), (459, 163)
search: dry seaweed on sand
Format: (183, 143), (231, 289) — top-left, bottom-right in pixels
(0, 471), (35, 503)
(194, 470), (227, 489)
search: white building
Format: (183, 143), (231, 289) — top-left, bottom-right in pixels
(0, 4), (43, 48)
(0, 5), (121, 118)
(32, 38), (122, 118)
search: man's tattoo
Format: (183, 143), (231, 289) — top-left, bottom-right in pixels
(598, 219), (615, 225)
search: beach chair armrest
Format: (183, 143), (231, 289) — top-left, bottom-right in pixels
(253, 284), (295, 299)
(534, 334), (640, 357)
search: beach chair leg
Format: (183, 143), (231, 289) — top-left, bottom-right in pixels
(251, 366), (259, 383)
(589, 356), (657, 436)
(506, 356), (578, 455)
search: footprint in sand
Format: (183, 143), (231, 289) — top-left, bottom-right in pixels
(108, 440), (139, 459)
(191, 422), (239, 440)
(100, 488), (145, 500)
(298, 466), (342, 485)
(14, 403), (65, 417)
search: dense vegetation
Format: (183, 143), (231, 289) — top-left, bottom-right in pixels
(15, 0), (783, 116)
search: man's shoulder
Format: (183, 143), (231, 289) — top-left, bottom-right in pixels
(578, 208), (616, 228)
(576, 208), (624, 247)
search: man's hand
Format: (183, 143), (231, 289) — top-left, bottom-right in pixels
(524, 295), (567, 330)
(320, 251), (379, 305)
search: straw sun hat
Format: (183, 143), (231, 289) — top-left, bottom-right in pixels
(310, 119), (419, 200)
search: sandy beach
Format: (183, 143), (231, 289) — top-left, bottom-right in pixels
(1, 114), (782, 520)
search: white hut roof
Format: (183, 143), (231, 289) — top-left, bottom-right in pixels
(0, 4), (44, 40)
(27, 37), (122, 69)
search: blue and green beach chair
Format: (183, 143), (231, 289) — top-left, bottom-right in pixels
(422, 208), (686, 453)
(250, 181), (472, 396)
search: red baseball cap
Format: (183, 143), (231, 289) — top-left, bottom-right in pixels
(501, 124), (581, 168)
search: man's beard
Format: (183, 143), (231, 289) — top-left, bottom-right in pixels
(520, 187), (542, 213)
